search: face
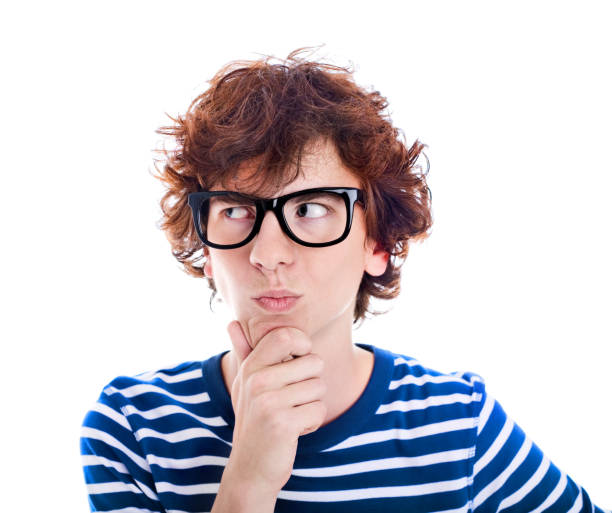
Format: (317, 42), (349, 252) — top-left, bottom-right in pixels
(203, 137), (389, 349)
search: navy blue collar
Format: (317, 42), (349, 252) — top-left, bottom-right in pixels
(202, 343), (394, 453)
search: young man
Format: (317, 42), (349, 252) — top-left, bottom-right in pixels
(81, 49), (609, 513)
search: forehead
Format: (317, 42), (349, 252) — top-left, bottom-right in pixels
(213, 138), (362, 197)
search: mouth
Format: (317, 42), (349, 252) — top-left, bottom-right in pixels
(252, 296), (301, 313)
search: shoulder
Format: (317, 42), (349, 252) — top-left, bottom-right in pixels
(101, 359), (207, 409)
(82, 359), (209, 429)
(104, 359), (204, 391)
(381, 347), (487, 416)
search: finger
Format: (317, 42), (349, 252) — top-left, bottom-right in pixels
(252, 327), (313, 370)
(290, 400), (327, 437)
(226, 320), (252, 369)
(277, 376), (327, 408)
(262, 353), (324, 388)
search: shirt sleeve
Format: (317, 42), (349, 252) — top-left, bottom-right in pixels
(80, 385), (165, 512)
(469, 379), (610, 513)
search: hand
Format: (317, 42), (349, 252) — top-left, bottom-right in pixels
(223, 320), (327, 496)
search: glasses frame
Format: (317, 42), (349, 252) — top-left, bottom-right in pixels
(187, 186), (366, 249)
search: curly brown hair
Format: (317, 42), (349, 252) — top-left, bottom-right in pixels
(152, 47), (433, 327)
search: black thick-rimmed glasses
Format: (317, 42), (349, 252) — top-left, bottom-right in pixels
(187, 187), (365, 249)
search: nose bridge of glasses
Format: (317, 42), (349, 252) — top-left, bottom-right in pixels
(257, 200), (288, 238)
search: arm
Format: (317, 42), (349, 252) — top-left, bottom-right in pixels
(80, 390), (164, 512)
(469, 381), (610, 512)
(211, 463), (278, 513)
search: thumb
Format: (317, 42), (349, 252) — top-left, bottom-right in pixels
(226, 320), (252, 368)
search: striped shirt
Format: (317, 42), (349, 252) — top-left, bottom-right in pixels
(80, 343), (609, 512)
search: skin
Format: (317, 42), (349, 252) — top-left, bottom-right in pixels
(204, 136), (390, 428)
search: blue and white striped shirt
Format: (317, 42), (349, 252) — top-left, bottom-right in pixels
(80, 343), (609, 512)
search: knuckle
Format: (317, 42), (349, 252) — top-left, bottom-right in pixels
(301, 334), (314, 353)
(270, 328), (292, 353)
(309, 353), (325, 373)
(276, 327), (293, 344)
(246, 371), (268, 396)
(282, 341), (295, 359)
(255, 390), (277, 414)
(269, 409), (290, 437)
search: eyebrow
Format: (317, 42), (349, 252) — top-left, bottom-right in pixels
(215, 189), (338, 202)
(291, 191), (338, 201)
(218, 191), (256, 201)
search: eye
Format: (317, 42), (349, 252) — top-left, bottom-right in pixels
(223, 206), (254, 220)
(295, 202), (330, 219)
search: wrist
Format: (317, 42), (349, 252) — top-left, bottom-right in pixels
(212, 464), (278, 513)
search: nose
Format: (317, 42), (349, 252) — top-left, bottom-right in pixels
(249, 210), (296, 271)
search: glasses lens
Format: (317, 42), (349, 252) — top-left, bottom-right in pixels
(284, 191), (347, 244)
(200, 193), (256, 246)
(199, 191), (348, 246)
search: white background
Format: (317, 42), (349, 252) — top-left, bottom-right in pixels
(1, 1), (610, 510)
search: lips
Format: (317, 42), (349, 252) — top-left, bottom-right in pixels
(253, 296), (301, 312)
(252, 289), (300, 299)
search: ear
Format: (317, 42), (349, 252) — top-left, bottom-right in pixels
(364, 237), (389, 277)
(204, 251), (213, 278)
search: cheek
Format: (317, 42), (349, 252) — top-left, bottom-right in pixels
(313, 243), (366, 293)
(206, 253), (242, 301)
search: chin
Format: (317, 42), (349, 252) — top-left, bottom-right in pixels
(244, 309), (313, 344)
